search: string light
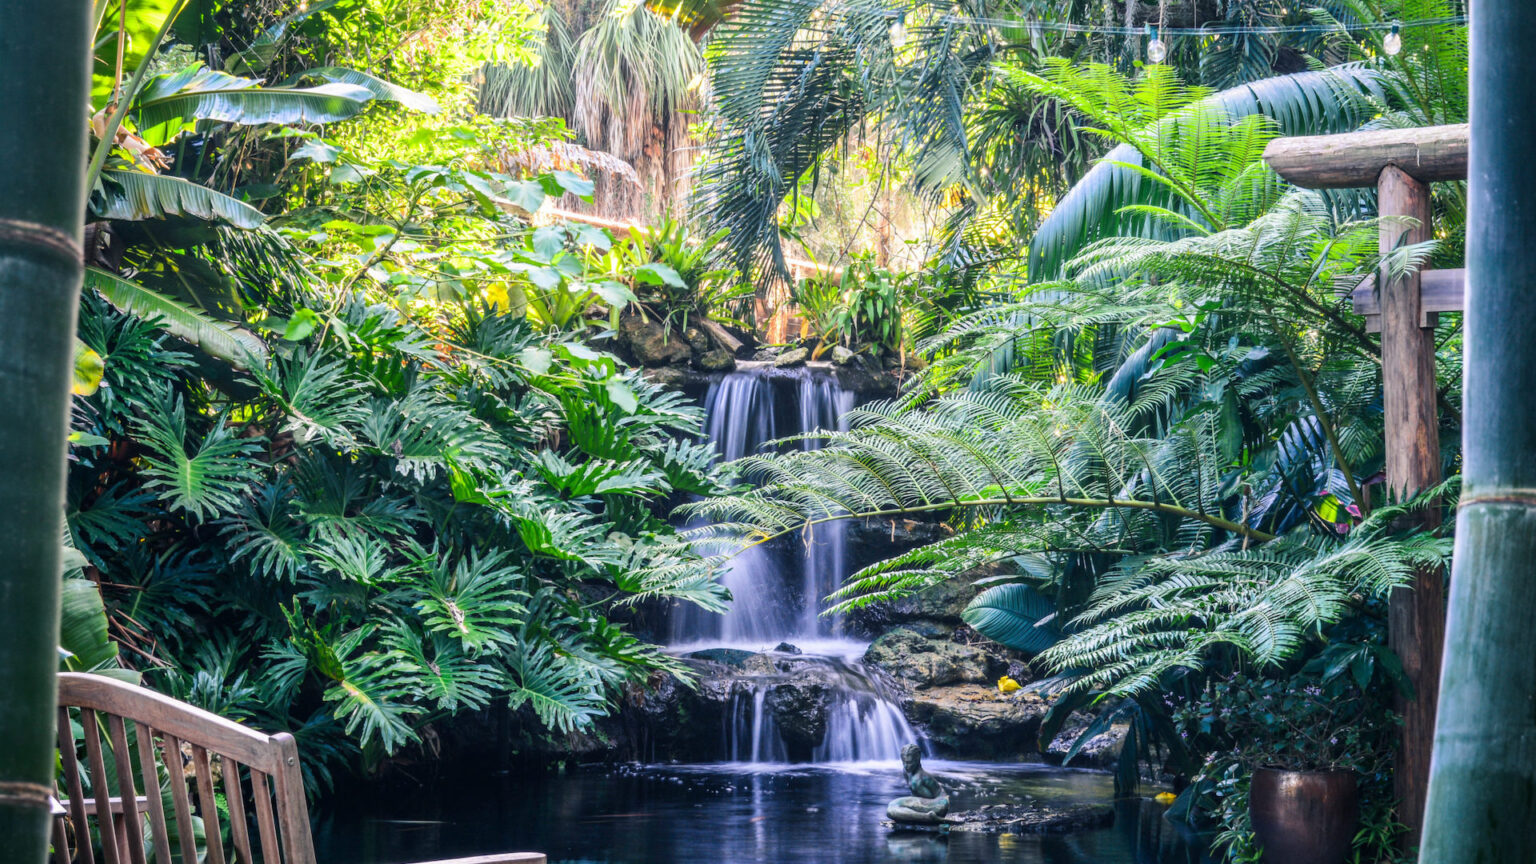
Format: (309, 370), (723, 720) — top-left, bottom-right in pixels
(1145, 24), (1167, 63)
(1382, 23), (1403, 56)
(930, 13), (1465, 39)
(889, 11), (908, 48)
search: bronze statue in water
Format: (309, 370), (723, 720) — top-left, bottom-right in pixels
(887, 744), (949, 825)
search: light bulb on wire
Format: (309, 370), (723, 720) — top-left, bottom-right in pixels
(1145, 24), (1167, 64)
(1382, 23), (1402, 56)
(889, 13), (908, 49)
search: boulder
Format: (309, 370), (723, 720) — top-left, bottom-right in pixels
(865, 628), (1001, 690)
(695, 349), (737, 372)
(832, 345), (856, 365)
(766, 681), (832, 755)
(775, 346), (810, 368)
(752, 347), (782, 362)
(686, 648), (757, 667)
(832, 358), (897, 397)
(774, 642), (804, 655)
(641, 364), (688, 389)
(620, 314), (691, 367)
(905, 683), (1055, 759)
(1044, 715), (1130, 770)
(684, 327), (712, 354)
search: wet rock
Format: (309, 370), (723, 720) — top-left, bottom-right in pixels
(695, 349), (737, 372)
(946, 802), (1115, 834)
(865, 628), (1002, 690)
(766, 680), (832, 755)
(774, 642), (803, 655)
(832, 345), (855, 365)
(686, 648), (757, 667)
(906, 683), (1055, 759)
(775, 346), (810, 368)
(832, 358), (897, 397)
(641, 364), (688, 389)
(621, 314), (691, 367)
(685, 327), (712, 354)
(1044, 716), (1130, 770)
(753, 347), (782, 362)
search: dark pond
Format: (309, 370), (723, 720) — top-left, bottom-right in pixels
(311, 760), (1215, 864)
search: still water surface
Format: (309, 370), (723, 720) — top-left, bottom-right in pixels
(311, 760), (1214, 864)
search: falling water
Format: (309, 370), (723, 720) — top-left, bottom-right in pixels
(673, 364), (925, 764)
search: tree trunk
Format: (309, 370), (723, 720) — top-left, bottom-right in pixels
(0, 3), (93, 861)
(1419, 3), (1536, 861)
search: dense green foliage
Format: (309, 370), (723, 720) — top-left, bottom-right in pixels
(66, 0), (729, 789)
(692, 14), (1467, 856)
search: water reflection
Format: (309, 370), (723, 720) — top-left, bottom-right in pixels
(311, 761), (1214, 864)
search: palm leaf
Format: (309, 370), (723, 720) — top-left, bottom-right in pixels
(95, 169), (266, 228)
(85, 267), (269, 367)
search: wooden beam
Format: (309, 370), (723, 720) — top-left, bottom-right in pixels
(1350, 268), (1465, 332)
(1263, 124), (1469, 188)
(1377, 164), (1446, 848)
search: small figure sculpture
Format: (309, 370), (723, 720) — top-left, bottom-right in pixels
(886, 744), (949, 825)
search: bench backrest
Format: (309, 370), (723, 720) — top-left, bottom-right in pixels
(55, 672), (317, 864)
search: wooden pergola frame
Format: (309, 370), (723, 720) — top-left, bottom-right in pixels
(1263, 123), (1468, 843)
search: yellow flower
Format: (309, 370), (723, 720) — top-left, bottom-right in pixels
(997, 676), (1022, 694)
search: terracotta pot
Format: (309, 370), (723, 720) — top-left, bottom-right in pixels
(1249, 768), (1359, 864)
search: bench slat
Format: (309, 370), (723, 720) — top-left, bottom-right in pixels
(58, 707), (96, 864)
(106, 715), (148, 864)
(134, 726), (174, 864)
(81, 708), (124, 864)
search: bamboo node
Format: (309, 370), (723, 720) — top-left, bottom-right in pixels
(0, 780), (55, 809)
(0, 218), (83, 269)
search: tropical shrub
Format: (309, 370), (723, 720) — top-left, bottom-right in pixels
(67, 0), (728, 790)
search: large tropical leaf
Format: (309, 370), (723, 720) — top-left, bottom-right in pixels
(133, 74), (375, 129)
(961, 583), (1061, 654)
(85, 267), (269, 367)
(285, 67), (440, 114)
(130, 388), (265, 520)
(1027, 64), (1387, 281)
(95, 169), (266, 228)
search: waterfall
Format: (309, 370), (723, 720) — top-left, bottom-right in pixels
(673, 364), (926, 765)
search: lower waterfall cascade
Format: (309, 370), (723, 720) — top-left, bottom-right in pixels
(670, 365), (927, 765)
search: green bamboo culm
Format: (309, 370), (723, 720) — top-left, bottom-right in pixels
(0, 2), (93, 861)
(1418, 3), (1536, 862)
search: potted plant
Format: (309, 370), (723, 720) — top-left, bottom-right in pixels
(1197, 670), (1399, 864)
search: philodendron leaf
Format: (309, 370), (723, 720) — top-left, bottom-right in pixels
(962, 583), (1061, 655)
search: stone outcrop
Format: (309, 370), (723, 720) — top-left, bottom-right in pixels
(620, 314), (691, 367)
(774, 346), (810, 367)
(864, 628), (1004, 689)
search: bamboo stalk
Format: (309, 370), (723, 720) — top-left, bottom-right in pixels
(0, 3), (93, 862)
(1418, 3), (1536, 860)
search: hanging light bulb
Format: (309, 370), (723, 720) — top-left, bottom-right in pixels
(889, 13), (908, 49)
(1146, 24), (1167, 63)
(1382, 23), (1402, 56)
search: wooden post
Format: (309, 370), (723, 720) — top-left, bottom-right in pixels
(1265, 129), (1469, 845)
(1377, 165), (1445, 846)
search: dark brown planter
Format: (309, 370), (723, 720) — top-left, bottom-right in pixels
(1249, 768), (1359, 864)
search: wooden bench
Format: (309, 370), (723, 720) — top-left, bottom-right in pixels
(54, 672), (545, 864)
